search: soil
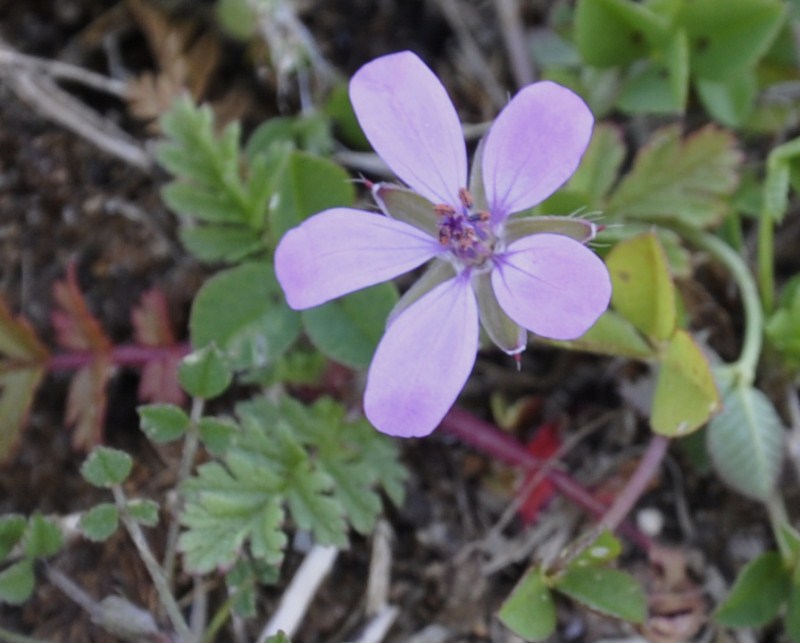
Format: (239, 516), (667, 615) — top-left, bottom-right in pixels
(0, 1), (790, 642)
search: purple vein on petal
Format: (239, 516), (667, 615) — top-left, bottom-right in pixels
(364, 274), (479, 438)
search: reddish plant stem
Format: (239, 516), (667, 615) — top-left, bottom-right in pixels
(599, 434), (670, 533)
(46, 342), (191, 371)
(439, 407), (653, 551)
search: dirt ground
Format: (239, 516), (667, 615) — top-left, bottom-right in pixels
(0, 1), (792, 641)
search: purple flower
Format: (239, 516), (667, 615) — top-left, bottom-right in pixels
(275, 51), (611, 438)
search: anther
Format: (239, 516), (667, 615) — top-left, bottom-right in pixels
(458, 187), (473, 209)
(435, 204), (456, 217)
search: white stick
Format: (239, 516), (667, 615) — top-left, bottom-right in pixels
(257, 544), (339, 642)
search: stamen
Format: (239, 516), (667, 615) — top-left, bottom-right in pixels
(458, 187), (473, 209)
(435, 204), (456, 217)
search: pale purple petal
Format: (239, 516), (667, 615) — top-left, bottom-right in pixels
(364, 275), (478, 437)
(491, 233), (611, 340)
(350, 51), (467, 206)
(482, 82), (594, 222)
(275, 208), (440, 310)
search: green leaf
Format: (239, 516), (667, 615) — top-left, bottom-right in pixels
(696, 73), (758, 127)
(707, 384), (784, 501)
(560, 123), (626, 203)
(138, 404), (190, 444)
(652, 330), (721, 436)
(264, 632), (291, 643)
(162, 182), (247, 224)
(575, 0), (669, 67)
(268, 151), (354, 242)
(549, 310), (656, 360)
(715, 551), (790, 627)
(567, 530), (623, 569)
(80, 504), (119, 542)
(190, 262), (301, 371)
(606, 232), (677, 340)
(198, 417), (238, 456)
(680, 0), (786, 81)
(498, 568), (557, 641)
(179, 344), (233, 399)
(301, 282), (399, 369)
(24, 513), (62, 558)
(554, 566), (647, 623)
(766, 280), (800, 368)
(618, 30), (689, 115)
(81, 447), (133, 488)
(126, 499), (160, 527)
(0, 559), (35, 604)
(0, 515), (26, 560)
(179, 225), (265, 263)
(606, 125), (741, 228)
(787, 580), (800, 642)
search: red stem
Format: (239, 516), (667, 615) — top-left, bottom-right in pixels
(46, 342), (191, 371)
(439, 407), (653, 550)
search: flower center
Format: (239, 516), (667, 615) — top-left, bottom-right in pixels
(435, 188), (495, 267)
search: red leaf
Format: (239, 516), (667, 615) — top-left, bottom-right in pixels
(131, 288), (185, 405)
(52, 264), (112, 450)
(132, 288), (176, 346)
(517, 422), (561, 525)
(52, 264), (111, 353)
(66, 360), (111, 451)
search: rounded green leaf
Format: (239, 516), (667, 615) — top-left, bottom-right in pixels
(0, 559), (35, 605)
(179, 344), (233, 399)
(550, 310), (656, 360)
(606, 232), (677, 340)
(707, 384), (784, 501)
(652, 329), (721, 436)
(126, 499), (160, 527)
(568, 530), (623, 569)
(81, 447), (133, 488)
(498, 568), (557, 641)
(554, 566), (647, 624)
(138, 404), (190, 444)
(715, 551), (790, 627)
(23, 513), (63, 559)
(268, 150), (355, 240)
(0, 515), (27, 560)
(80, 503), (119, 542)
(190, 262), (301, 370)
(301, 282), (399, 369)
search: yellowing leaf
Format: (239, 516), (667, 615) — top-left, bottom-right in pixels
(606, 232), (677, 341)
(651, 330), (721, 436)
(0, 368), (45, 461)
(0, 298), (48, 362)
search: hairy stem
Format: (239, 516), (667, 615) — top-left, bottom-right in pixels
(675, 224), (763, 385)
(112, 485), (191, 641)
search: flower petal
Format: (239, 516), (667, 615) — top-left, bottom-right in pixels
(365, 275), (478, 437)
(482, 82), (594, 222)
(275, 208), (439, 310)
(350, 51), (467, 206)
(491, 233), (611, 340)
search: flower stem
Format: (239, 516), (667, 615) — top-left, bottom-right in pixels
(673, 224), (763, 386)
(163, 396), (205, 590)
(439, 408), (652, 550)
(112, 485), (191, 641)
(599, 434), (670, 533)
